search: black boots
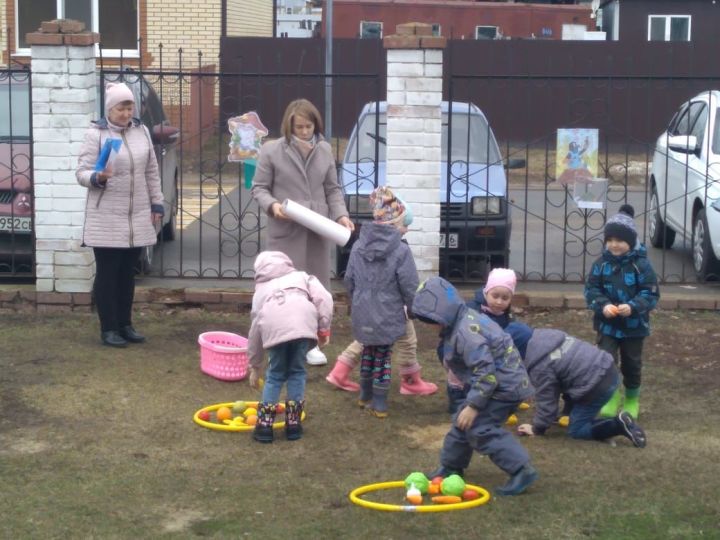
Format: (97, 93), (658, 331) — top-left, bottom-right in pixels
(285, 400), (304, 441)
(426, 465), (465, 480)
(120, 325), (146, 343)
(102, 326), (145, 347)
(495, 463), (539, 496)
(253, 402), (276, 444)
(591, 411), (647, 448)
(101, 331), (127, 348)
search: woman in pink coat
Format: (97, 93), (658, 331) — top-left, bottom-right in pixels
(76, 82), (164, 348)
(247, 251), (333, 443)
(251, 99), (353, 366)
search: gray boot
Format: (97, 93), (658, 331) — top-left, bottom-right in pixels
(358, 375), (372, 408)
(368, 383), (389, 418)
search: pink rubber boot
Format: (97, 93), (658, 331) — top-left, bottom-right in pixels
(325, 357), (360, 392)
(400, 370), (438, 395)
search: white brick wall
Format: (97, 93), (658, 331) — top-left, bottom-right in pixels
(386, 45), (444, 280)
(31, 42), (97, 293)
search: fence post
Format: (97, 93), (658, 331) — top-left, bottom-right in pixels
(27, 21), (99, 293)
(383, 23), (446, 281)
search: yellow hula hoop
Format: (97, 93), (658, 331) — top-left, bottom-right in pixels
(349, 480), (491, 512)
(193, 401), (307, 432)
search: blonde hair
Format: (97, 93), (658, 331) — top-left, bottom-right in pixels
(280, 99), (324, 140)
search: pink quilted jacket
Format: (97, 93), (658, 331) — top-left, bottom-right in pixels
(76, 119), (164, 248)
(247, 251), (333, 368)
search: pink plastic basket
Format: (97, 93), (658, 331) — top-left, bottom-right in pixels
(198, 331), (249, 381)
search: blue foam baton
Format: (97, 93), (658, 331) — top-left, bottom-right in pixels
(94, 138), (123, 171)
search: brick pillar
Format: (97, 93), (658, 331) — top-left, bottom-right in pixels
(383, 23), (446, 281)
(27, 20), (100, 293)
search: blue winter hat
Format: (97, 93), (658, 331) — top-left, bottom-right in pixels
(604, 204), (637, 247)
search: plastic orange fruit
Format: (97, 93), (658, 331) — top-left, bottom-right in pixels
(216, 406), (232, 422)
(245, 414), (258, 426)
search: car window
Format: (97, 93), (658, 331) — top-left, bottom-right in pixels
(666, 103), (687, 134)
(346, 110), (501, 164)
(713, 108), (720, 155)
(689, 104), (708, 150)
(0, 81), (31, 139)
(672, 107), (693, 136)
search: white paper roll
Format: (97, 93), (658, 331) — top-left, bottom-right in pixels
(281, 199), (351, 247)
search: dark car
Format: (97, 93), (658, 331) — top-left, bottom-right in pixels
(338, 101), (523, 281)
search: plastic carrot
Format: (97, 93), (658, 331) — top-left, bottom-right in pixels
(406, 494), (423, 505)
(606, 305), (619, 316)
(432, 495), (463, 504)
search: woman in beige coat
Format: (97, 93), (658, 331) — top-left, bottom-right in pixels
(252, 99), (353, 365)
(76, 82), (164, 347)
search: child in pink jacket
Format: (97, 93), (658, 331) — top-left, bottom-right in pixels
(247, 251), (333, 443)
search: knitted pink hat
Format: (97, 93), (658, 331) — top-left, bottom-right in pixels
(104, 82), (135, 116)
(483, 268), (517, 295)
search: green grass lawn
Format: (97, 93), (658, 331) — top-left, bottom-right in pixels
(1, 308), (718, 539)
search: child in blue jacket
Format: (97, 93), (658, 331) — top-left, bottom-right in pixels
(413, 277), (537, 497)
(585, 205), (659, 419)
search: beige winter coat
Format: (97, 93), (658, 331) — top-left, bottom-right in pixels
(76, 119), (164, 248)
(251, 136), (349, 288)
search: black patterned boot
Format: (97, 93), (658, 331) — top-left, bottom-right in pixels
(253, 402), (276, 443)
(285, 399), (304, 441)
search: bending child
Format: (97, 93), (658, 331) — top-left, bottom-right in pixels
(413, 277), (538, 497)
(515, 327), (647, 448)
(344, 186), (419, 418)
(247, 251), (333, 443)
(585, 205), (659, 419)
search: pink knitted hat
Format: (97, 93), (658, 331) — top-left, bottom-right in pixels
(483, 268), (517, 295)
(104, 82), (135, 116)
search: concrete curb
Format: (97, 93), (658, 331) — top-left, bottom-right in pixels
(1, 281), (719, 313)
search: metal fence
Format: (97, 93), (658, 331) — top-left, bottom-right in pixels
(0, 67), (34, 278)
(7, 38), (720, 284)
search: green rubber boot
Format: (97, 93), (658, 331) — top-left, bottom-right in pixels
(623, 387), (640, 419)
(599, 387), (623, 418)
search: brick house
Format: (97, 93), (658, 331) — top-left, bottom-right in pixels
(1, 0), (273, 68)
(321, 0), (594, 40)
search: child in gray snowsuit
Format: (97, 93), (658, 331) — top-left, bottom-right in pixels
(412, 276), (538, 497)
(344, 186), (418, 418)
(515, 328), (647, 448)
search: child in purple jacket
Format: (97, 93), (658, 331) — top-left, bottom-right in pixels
(344, 187), (419, 418)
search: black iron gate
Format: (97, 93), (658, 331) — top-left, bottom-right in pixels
(100, 40), (382, 279)
(0, 67), (34, 278)
(445, 39), (720, 284)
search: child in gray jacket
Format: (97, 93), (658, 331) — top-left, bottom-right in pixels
(516, 328), (646, 448)
(413, 276), (538, 497)
(344, 187), (419, 418)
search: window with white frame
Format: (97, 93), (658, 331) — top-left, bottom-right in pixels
(648, 15), (691, 41)
(432, 24), (441, 37)
(15, 0), (139, 56)
(475, 26), (499, 40)
(360, 21), (382, 39)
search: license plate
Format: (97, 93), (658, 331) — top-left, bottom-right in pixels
(439, 233), (458, 249)
(0, 216), (32, 233)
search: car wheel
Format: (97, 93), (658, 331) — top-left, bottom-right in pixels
(692, 208), (720, 281)
(648, 185), (675, 248)
(162, 211), (176, 241)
